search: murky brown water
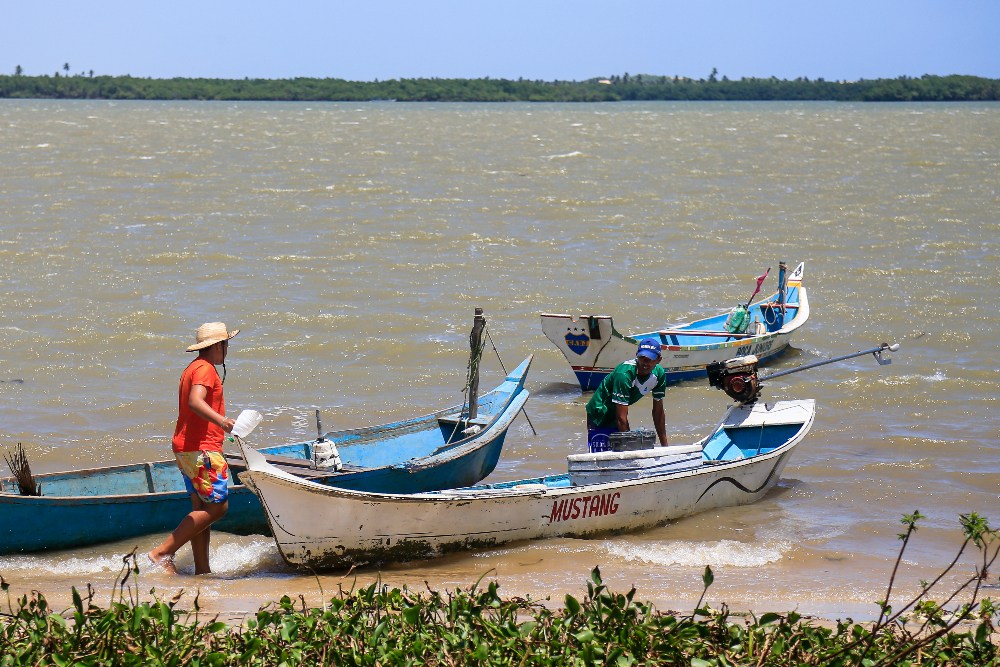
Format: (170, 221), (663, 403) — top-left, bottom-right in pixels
(1, 100), (998, 618)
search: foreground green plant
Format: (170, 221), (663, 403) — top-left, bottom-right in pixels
(1, 512), (998, 666)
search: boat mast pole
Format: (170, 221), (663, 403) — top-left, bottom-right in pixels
(468, 308), (486, 421)
(759, 343), (899, 381)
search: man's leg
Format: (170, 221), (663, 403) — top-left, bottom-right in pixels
(150, 495), (228, 574)
(150, 451), (230, 575)
(189, 494), (227, 574)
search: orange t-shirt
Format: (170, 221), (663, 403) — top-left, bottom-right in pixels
(172, 358), (226, 453)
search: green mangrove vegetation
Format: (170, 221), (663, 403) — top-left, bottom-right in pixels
(1, 511), (999, 666)
(1, 71), (998, 102)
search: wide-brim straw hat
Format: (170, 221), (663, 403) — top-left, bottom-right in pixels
(186, 322), (240, 352)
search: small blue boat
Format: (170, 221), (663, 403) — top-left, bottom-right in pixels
(541, 262), (809, 390)
(0, 357), (531, 555)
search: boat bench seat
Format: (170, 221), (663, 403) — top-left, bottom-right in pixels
(224, 452), (365, 477)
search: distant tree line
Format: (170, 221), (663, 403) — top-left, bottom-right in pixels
(1, 70), (997, 102)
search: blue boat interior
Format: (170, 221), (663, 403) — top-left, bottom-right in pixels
(431, 416), (807, 494)
(0, 460), (192, 498)
(0, 358), (531, 498)
(632, 287), (800, 347)
(700, 422), (804, 461)
(257, 358), (529, 470)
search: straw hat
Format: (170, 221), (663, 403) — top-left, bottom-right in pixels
(186, 322), (240, 352)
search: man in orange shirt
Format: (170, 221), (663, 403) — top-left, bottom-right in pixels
(149, 322), (239, 575)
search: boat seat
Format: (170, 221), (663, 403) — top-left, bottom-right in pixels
(224, 452), (365, 475)
(567, 444), (702, 463)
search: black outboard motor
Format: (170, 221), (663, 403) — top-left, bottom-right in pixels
(706, 355), (760, 404)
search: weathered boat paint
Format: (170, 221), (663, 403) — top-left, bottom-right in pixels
(542, 262), (809, 390)
(240, 399), (815, 569)
(0, 357), (532, 555)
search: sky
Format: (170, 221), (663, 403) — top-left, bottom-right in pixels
(5, 0), (999, 82)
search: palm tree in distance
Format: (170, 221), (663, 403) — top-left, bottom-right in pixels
(14, 65), (22, 76)
(63, 63), (70, 76)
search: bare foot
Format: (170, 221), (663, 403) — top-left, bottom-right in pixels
(147, 551), (178, 575)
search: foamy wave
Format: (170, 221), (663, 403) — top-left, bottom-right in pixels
(879, 372), (946, 386)
(0, 554), (123, 575)
(0, 537), (281, 578)
(543, 151), (583, 159)
(605, 539), (791, 568)
(206, 537), (282, 575)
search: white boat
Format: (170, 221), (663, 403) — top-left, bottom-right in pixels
(541, 262), (809, 390)
(239, 398), (816, 569)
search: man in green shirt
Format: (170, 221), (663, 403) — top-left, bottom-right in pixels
(585, 338), (668, 451)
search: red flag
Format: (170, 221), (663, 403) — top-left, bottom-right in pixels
(747, 267), (771, 305)
(755, 268), (770, 291)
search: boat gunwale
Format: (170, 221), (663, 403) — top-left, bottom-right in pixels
(621, 286), (809, 348)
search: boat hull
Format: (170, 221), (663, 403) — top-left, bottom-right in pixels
(0, 486), (266, 554)
(241, 400), (815, 569)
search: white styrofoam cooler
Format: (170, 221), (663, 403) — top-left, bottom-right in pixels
(567, 444), (703, 486)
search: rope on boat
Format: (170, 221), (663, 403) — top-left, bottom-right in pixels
(484, 326), (537, 436)
(461, 325), (486, 395)
(445, 315), (488, 447)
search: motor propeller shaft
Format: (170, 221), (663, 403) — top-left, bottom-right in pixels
(708, 342), (900, 403)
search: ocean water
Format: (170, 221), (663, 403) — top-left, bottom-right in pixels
(1, 99), (998, 617)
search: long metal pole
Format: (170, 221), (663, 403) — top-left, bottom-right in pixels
(759, 343), (898, 381)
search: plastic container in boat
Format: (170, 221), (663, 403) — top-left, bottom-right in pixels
(567, 445), (703, 486)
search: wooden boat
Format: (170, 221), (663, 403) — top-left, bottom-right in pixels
(239, 397), (816, 569)
(0, 357), (532, 555)
(541, 262), (809, 390)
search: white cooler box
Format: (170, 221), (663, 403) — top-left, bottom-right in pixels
(567, 445), (703, 486)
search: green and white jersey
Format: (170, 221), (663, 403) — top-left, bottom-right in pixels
(585, 359), (667, 429)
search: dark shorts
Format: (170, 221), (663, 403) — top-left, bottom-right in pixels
(586, 416), (618, 453)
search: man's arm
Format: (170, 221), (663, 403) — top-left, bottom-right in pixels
(615, 403), (630, 432)
(189, 384), (235, 433)
(652, 399), (668, 447)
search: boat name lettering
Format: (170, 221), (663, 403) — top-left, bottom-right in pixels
(735, 340), (774, 357)
(548, 492), (620, 523)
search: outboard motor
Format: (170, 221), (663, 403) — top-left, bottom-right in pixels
(707, 342), (901, 406)
(706, 355), (760, 404)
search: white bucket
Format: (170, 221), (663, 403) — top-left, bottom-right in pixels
(231, 410), (263, 439)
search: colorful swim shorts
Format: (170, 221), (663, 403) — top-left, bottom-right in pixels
(174, 450), (230, 503)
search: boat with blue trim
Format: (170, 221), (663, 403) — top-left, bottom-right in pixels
(0, 357), (532, 555)
(239, 396), (815, 569)
(541, 262), (809, 390)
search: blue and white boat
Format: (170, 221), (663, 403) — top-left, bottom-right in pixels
(0, 357), (531, 555)
(541, 262), (808, 390)
(240, 398), (816, 569)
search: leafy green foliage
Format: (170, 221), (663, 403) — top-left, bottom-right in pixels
(2, 513), (999, 665)
(0, 73), (997, 102)
(0, 567), (994, 666)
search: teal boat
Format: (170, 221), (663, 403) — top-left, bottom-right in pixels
(0, 357), (531, 555)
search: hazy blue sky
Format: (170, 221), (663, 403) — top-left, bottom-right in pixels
(5, 1), (999, 81)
